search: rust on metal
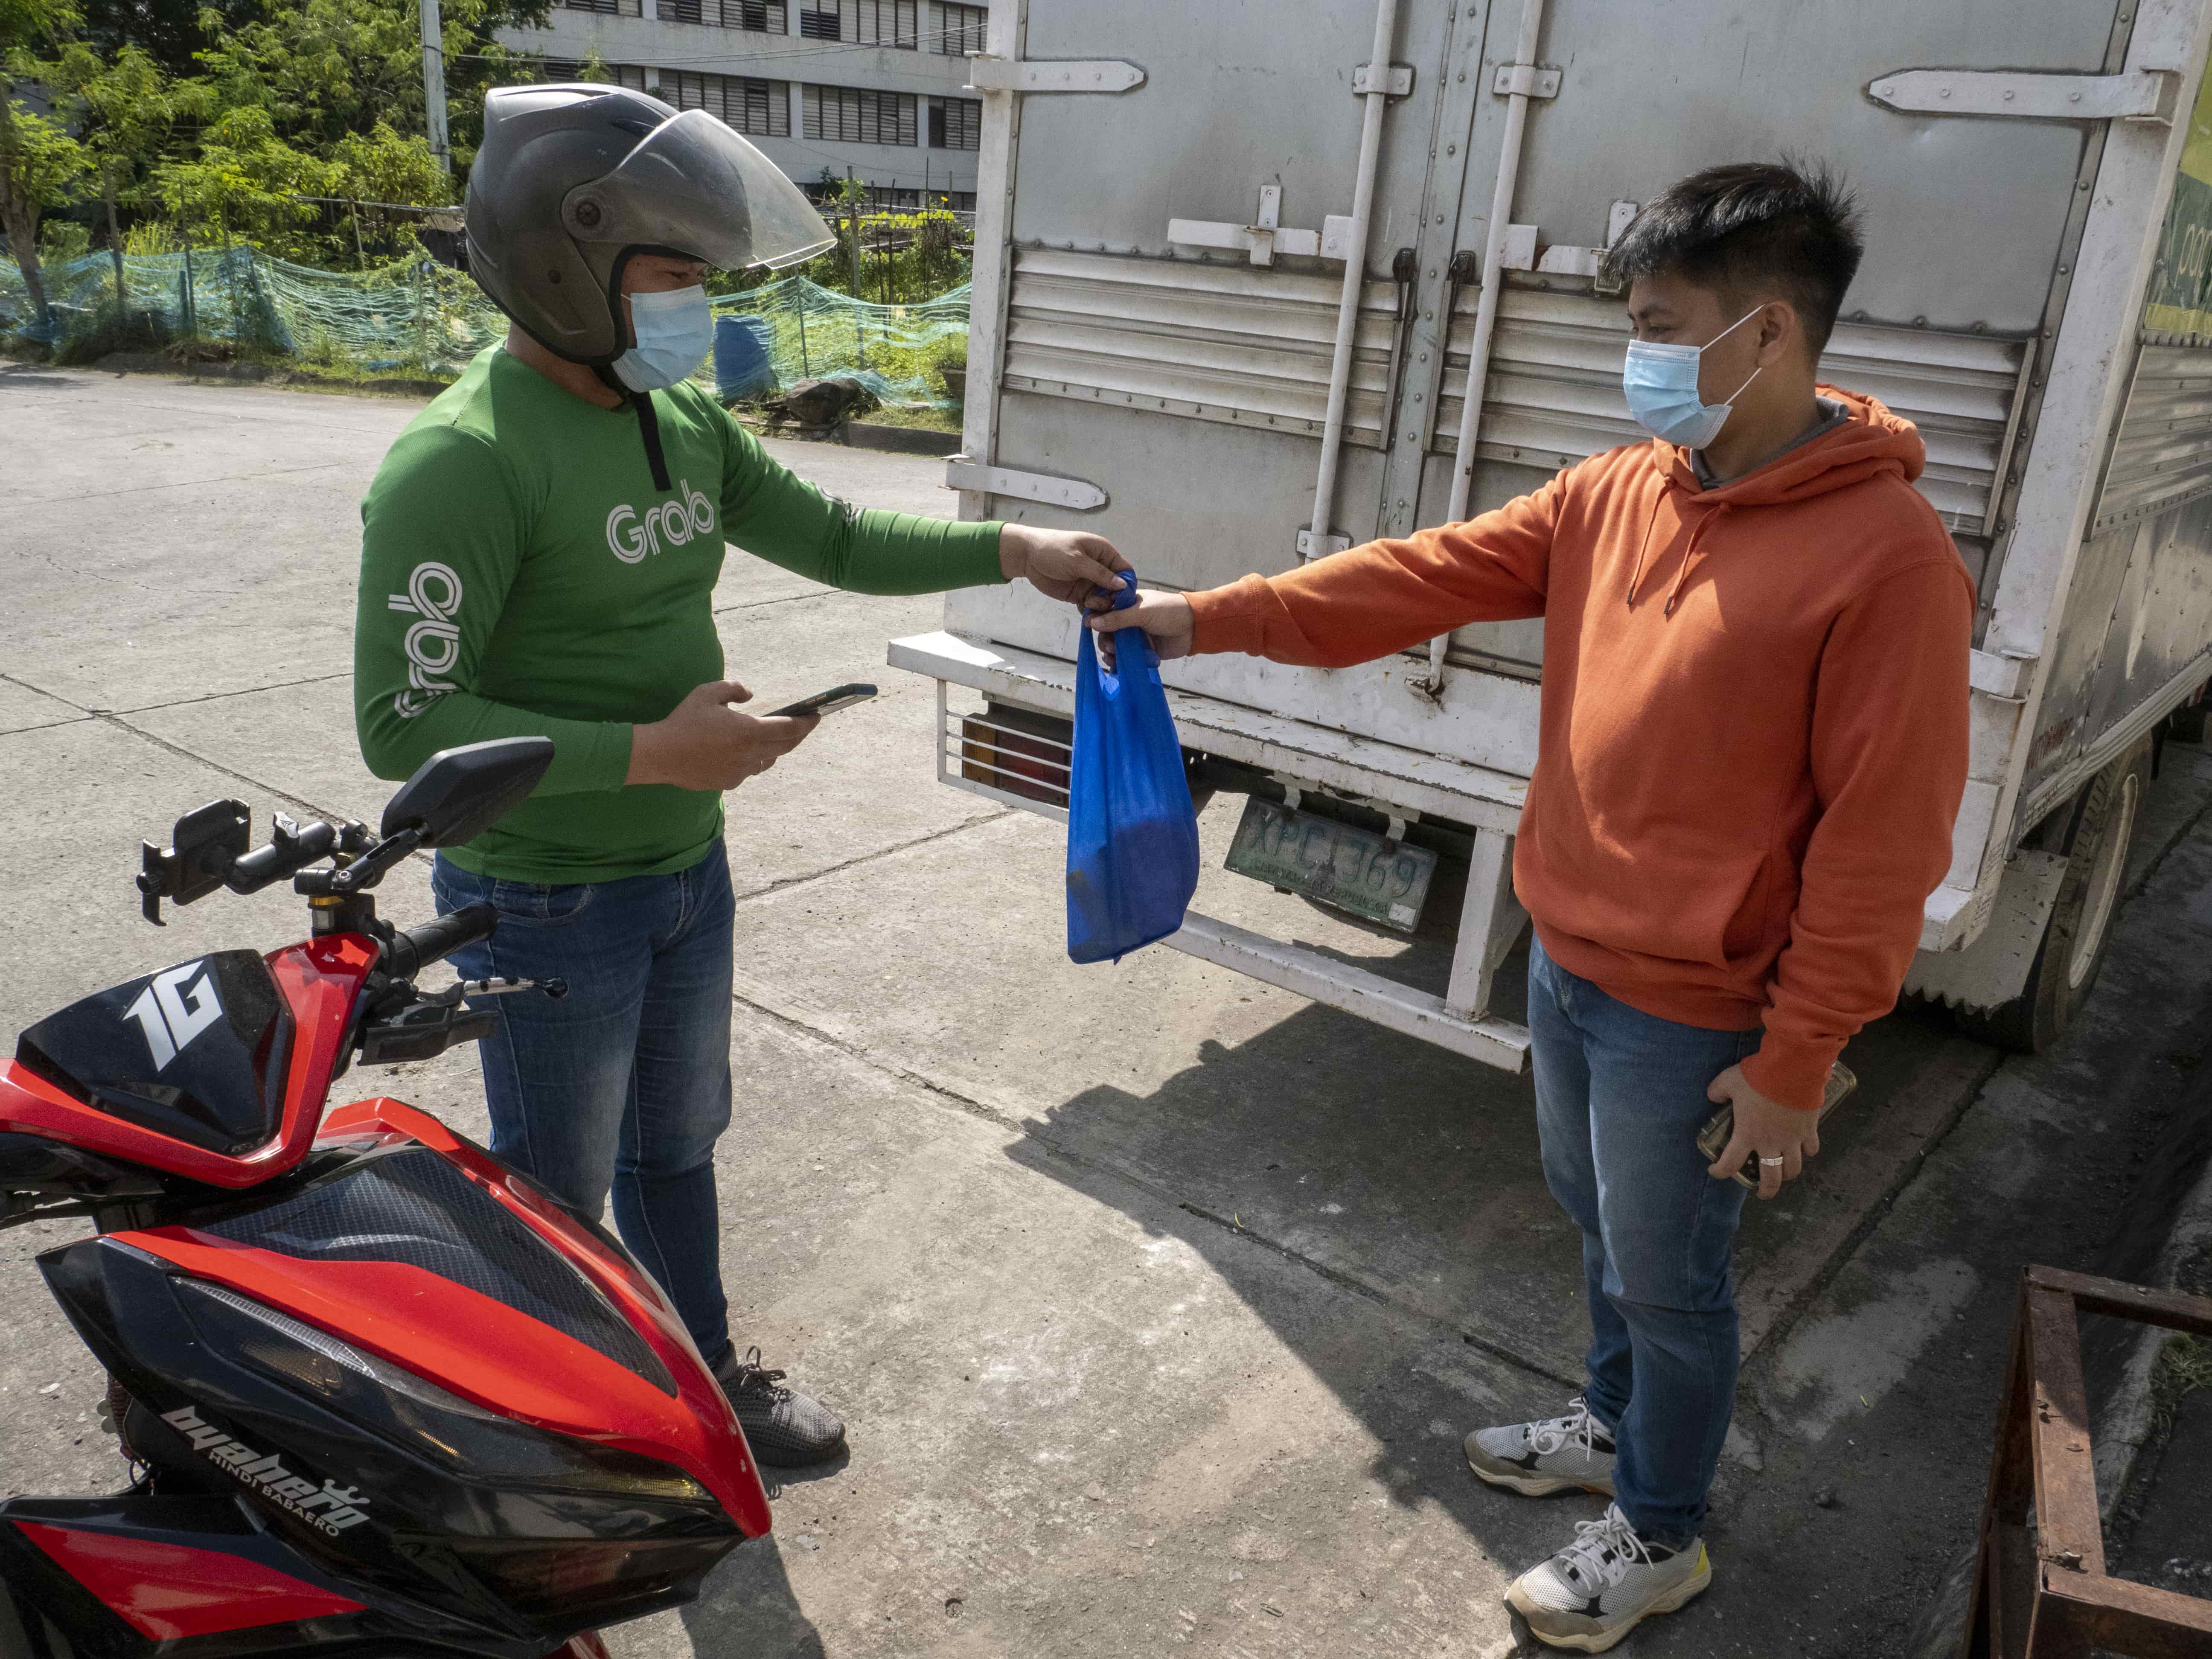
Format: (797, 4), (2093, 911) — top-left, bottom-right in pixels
(1962, 1264), (2212, 1659)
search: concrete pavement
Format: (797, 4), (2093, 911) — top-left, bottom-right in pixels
(2, 359), (2208, 1656)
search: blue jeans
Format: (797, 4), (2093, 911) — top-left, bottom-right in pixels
(1528, 937), (1760, 1548)
(431, 845), (737, 1365)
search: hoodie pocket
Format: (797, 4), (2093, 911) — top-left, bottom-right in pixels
(1538, 834), (1770, 974)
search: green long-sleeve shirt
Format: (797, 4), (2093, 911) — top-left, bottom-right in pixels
(355, 346), (1004, 883)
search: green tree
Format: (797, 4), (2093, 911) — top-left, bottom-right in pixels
(71, 0), (249, 81)
(0, 103), (87, 332)
(47, 40), (179, 306)
(193, 0), (550, 174)
(0, 0), (83, 334)
(148, 100), (336, 257)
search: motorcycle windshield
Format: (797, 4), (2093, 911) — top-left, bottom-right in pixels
(579, 109), (836, 272)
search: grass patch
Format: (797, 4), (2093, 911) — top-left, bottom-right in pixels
(860, 404), (963, 433)
(2151, 1332), (2212, 1433)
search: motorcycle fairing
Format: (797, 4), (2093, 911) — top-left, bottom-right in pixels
(0, 1491), (629, 1659)
(15, 952), (293, 1158)
(12, 1513), (364, 1639)
(37, 1192), (758, 1647)
(0, 1495), (405, 1659)
(0, 934), (378, 1189)
(101, 1097), (768, 1530)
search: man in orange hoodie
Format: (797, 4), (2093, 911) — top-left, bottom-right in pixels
(1091, 163), (1972, 1650)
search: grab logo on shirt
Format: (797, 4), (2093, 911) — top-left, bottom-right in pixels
(607, 480), (716, 565)
(387, 560), (462, 720)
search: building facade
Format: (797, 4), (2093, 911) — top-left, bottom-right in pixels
(501, 0), (987, 208)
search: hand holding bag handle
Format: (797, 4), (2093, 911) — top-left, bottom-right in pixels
(1065, 573), (1202, 964)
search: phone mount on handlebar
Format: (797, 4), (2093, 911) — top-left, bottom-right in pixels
(137, 800), (249, 924)
(135, 739), (556, 925)
(125, 738), (565, 1078)
(137, 804), (374, 926)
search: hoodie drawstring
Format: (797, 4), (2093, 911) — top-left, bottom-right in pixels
(1624, 492), (1663, 609)
(1627, 489), (1730, 617)
(1664, 501), (1730, 617)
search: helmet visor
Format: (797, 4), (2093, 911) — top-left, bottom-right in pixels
(580, 109), (835, 271)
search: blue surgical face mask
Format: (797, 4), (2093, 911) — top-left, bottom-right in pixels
(613, 284), (716, 393)
(1621, 306), (1765, 449)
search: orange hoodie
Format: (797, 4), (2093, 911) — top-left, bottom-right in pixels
(1187, 388), (1974, 1112)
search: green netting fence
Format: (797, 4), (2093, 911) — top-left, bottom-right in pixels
(1, 249), (969, 404)
(712, 274), (970, 407)
(0, 247), (508, 373)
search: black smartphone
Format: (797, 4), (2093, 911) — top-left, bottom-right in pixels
(765, 682), (878, 718)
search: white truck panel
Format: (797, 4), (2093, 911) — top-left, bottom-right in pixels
(901, 0), (2212, 1059)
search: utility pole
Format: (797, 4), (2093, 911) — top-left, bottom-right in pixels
(420, 0), (451, 171)
(846, 165), (863, 296)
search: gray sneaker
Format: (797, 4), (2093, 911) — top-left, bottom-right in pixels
(713, 1346), (847, 1466)
(1465, 1395), (1617, 1496)
(1505, 1503), (1711, 1652)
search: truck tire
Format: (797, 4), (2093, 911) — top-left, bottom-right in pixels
(1956, 736), (2151, 1053)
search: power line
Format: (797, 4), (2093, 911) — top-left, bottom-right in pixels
(462, 16), (989, 70)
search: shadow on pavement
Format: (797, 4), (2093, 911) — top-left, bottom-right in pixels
(678, 1536), (826, 1659)
(987, 957), (1986, 1596)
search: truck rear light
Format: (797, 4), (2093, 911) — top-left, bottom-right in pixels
(950, 699), (1071, 812)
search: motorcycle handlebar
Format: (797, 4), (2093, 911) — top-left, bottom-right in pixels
(225, 819), (338, 894)
(385, 903), (498, 980)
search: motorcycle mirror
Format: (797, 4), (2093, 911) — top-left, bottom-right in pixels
(379, 738), (555, 849)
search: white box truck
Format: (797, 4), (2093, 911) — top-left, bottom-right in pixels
(891, 0), (2212, 1067)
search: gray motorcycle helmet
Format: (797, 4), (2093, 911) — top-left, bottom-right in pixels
(466, 83), (835, 364)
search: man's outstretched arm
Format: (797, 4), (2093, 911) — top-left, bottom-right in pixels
(1088, 469), (1568, 666)
(716, 408), (1128, 601)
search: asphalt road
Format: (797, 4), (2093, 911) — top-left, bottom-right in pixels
(1, 360), (2207, 1657)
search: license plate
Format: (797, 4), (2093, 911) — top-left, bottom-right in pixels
(1223, 797), (1439, 932)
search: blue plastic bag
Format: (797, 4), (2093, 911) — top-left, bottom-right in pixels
(1066, 573), (1202, 963)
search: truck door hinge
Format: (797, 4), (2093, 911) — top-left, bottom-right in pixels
(1492, 64), (1561, 99)
(1354, 61), (1415, 98)
(946, 457), (1109, 512)
(1170, 185), (1355, 268)
(1969, 647), (2038, 701)
(1869, 68), (2183, 126)
(964, 56), (1146, 96)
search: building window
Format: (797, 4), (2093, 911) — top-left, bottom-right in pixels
(927, 94), (979, 150)
(934, 1), (984, 53)
(661, 69), (793, 135)
(540, 58), (650, 87)
(661, 0), (785, 21)
(561, 0), (642, 16)
(725, 75), (791, 134)
(797, 0), (915, 45)
(803, 83), (919, 145)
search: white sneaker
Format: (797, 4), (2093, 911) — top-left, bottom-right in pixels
(1505, 1503), (1711, 1652)
(1464, 1395), (1617, 1497)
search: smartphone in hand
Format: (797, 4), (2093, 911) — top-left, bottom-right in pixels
(766, 683), (878, 718)
(1696, 1062), (1858, 1188)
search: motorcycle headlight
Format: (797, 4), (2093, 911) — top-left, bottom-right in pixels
(177, 1278), (714, 1506)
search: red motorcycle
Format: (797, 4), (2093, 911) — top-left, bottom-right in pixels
(0, 738), (772, 1659)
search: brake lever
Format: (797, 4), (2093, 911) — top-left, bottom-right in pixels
(417, 975), (570, 1008)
